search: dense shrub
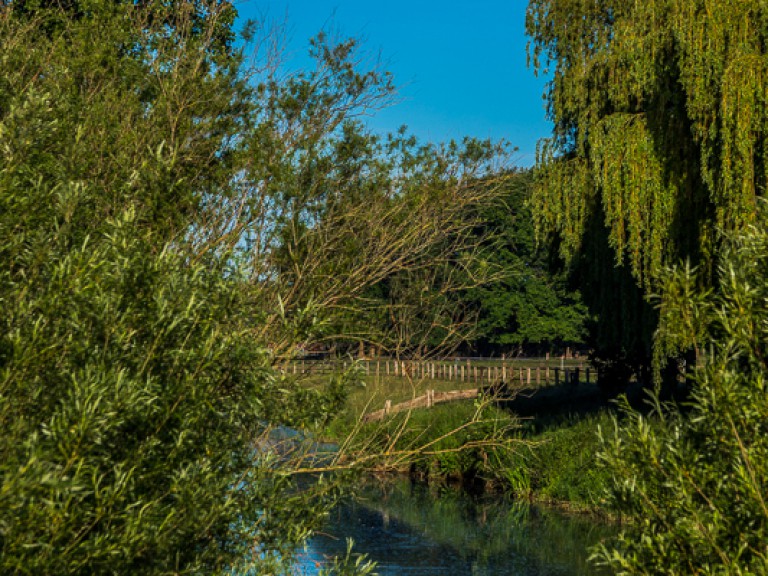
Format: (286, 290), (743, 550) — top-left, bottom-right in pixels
(0, 212), (299, 573)
(0, 3), (342, 572)
(500, 412), (613, 507)
(0, 0), (511, 571)
(595, 219), (768, 574)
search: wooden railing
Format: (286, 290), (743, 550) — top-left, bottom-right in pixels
(280, 357), (598, 387)
(363, 388), (480, 422)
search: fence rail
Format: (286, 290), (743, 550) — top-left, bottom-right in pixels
(363, 388), (480, 423)
(279, 357), (598, 387)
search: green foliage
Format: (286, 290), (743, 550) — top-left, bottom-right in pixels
(299, 135), (513, 356)
(338, 400), (519, 486)
(0, 1), (388, 573)
(357, 168), (589, 356)
(317, 539), (378, 576)
(0, 0), (248, 247)
(0, 2), (291, 571)
(0, 206), (345, 573)
(462, 170), (588, 353)
(503, 412), (613, 507)
(595, 218), (768, 573)
(526, 0), (768, 375)
(0, 0), (513, 572)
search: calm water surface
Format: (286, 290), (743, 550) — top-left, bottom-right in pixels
(294, 478), (616, 575)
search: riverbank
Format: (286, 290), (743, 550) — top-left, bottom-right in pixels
(322, 375), (615, 513)
(503, 411), (614, 511)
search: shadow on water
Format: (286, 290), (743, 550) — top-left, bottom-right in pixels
(295, 477), (616, 575)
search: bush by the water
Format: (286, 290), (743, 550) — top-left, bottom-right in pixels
(326, 377), (613, 507)
(330, 398), (520, 487)
(595, 220), (768, 573)
(501, 412), (613, 508)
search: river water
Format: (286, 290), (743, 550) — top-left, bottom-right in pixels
(293, 477), (616, 575)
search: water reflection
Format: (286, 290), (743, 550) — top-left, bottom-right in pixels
(295, 478), (615, 575)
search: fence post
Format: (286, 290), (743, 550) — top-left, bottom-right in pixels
(537, 366), (541, 385)
(527, 367), (531, 385)
(554, 367), (559, 385)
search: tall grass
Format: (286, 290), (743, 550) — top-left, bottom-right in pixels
(503, 411), (615, 509)
(316, 369), (613, 509)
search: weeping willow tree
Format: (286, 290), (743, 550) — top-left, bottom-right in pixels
(526, 0), (768, 383)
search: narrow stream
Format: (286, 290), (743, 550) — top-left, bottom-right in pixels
(294, 477), (616, 575)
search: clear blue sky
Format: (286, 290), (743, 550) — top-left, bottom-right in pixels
(236, 1), (551, 166)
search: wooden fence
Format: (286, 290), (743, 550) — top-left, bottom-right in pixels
(281, 358), (598, 387)
(363, 388), (480, 423)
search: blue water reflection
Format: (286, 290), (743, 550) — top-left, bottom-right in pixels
(295, 478), (615, 575)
